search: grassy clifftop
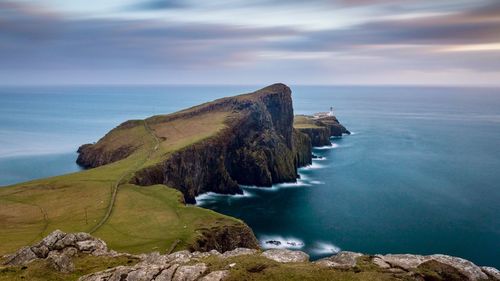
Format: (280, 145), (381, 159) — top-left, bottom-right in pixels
(0, 83), (314, 257)
(1, 85), (304, 256)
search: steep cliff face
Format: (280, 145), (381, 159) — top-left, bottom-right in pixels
(140, 84), (305, 203)
(294, 115), (350, 147)
(296, 127), (331, 147)
(77, 84), (313, 203)
(190, 223), (259, 253)
(318, 116), (351, 137)
(76, 120), (145, 168)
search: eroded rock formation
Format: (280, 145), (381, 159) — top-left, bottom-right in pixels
(77, 84), (319, 203)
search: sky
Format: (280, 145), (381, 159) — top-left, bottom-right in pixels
(1, 0), (500, 86)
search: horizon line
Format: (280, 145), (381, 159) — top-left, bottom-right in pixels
(1, 83), (500, 89)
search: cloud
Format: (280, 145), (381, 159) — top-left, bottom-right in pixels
(0, 0), (499, 85)
(129, 0), (187, 10)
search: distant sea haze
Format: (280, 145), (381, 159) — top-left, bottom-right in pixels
(1, 85), (499, 268)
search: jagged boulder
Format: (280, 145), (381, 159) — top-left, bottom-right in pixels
(220, 248), (257, 259)
(198, 270), (229, 281)
(79, 251), (214, 281)
(374, 253), (496, 281)
(314, 251), (362, 269)
(3, 229), (110, 272)
(261, 249), (309, 263)
(482, 267), (500, 280)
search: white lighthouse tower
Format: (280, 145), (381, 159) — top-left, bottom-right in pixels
(328, 106), (334, 116)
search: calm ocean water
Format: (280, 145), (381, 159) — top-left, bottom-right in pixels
(1, 85), (499, 267)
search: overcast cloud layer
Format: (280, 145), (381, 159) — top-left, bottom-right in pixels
(1, 0), (500, 85)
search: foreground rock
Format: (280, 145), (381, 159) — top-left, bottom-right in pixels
(2, 230), (118, 273)
(3, 231), (499, 280)
(374, 254), (498, 281)
(314, 251), (362, 269)
(261, 249), (309, 263)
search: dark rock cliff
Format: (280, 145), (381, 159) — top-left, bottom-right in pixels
(295, 115), (350, 147)
(132, 84), (310, 203)
(77, 84), (315, 203)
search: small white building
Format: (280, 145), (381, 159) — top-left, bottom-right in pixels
(313, 107), (334, 119)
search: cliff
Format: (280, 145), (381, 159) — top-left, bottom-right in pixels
(3, 230), (498, 281)
(77, 84), (315, 203)
(294, 114), (350, 147)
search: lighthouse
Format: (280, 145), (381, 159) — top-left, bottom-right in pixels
(328, 106), (334, 116)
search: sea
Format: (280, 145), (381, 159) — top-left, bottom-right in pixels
(1, 85), (499, 268)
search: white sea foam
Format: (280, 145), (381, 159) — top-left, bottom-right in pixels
(275, 180), (311, 188)
(260, 235), (305, 250)
(311, 242), (341, 255)
(310, 180), (325, 185)
(195, 190), (253, 205)
(314, 143), (339, 150)
(312, 157), (327, 161)
(300, 162), (325, 171)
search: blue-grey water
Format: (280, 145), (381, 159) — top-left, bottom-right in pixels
(1, 85), (499, 268)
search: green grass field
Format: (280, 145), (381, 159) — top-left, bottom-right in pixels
(293, 115), (321, 129)
(0, 111), (243, 256)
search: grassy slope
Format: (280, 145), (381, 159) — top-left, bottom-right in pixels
(0, 110), (242, 256)
(0, 254), (140, 281)
(293, 115), (321, 129)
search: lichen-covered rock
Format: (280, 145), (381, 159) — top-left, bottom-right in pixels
(376, 254), (429, 270)
(199, 270), (229, 281)
(47, 248), (77, 273)
(429, 254), (489, 281)
(220, 248), (257, 259)
(173, 263), (207, 281)
(375, 253), (492, 281)
(481, 266), (500, 280)
(261, 249), (309, 263)
(3, 230), (110, 270)
(314, 251), (362, 269)
(371, 256), (391, 269)
(3, 246), (38, 266)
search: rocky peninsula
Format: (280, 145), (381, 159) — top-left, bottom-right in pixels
(77, 84), (314, 203)
(1, 84), (498, 280)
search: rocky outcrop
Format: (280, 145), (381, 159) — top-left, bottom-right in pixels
(79, 247), (500, 281)
(296, 127), (331, 147)
(190, 224), (259, 253)
(372, 254), (497, 281)
(295, 115), (350, 147)
(314, 251), (363, 269)
(4, 232), (499, 281)
(141, 84), (301, 203)
(76, 120), (144, 168)
(2, 230), (115, 272)
(77, 84), (318, 203)
(261, 249), (309, 263)
(317, 116), (350, 137)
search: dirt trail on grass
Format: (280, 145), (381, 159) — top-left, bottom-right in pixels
(89, 120), (160, 234)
